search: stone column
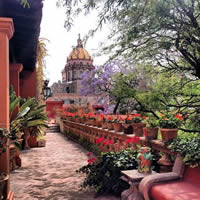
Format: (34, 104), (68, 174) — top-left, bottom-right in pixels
(0, 18), (14, 129)
(9, 64), (23, 120)
(9, 63), (23, 96)
(0, 17), (14, 200)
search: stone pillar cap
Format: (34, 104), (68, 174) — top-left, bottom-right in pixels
(10, 64), (23, 72)
(0, 18), (14, 39)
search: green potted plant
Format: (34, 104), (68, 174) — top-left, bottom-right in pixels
(159, 113), (183, 142)
(168, 134), (200, 167)
(106, 115), (114, 130)
(143, 116), (159, 140)
(100, 114), (107, 129)
(74, 113), (81, 123)
(0, 128), (9, 200)
(131, 114), (146, 137)
(87, 113), (96, 126)
(112, 115), (123, 132)
(95, 115), (102, 127)
(121, 115), (133, 134)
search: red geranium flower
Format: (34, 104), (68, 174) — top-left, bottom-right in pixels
(88, 157), (96, 164)
(133, 113), (141, 117)
(96, 137), (104, 144)
(125, 138), (133, 144)
(132, 136), (140, 143)
(87, 152), (92, 157)
(144, 132), (148, 136)
(108, 140), (114, 145)
(175, 114), (184, 121)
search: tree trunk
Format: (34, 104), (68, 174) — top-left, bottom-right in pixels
(113, 99), (120, 114)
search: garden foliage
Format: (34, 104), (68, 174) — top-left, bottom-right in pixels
(77, 149), (138, 196)
(168, 134), (200, 167)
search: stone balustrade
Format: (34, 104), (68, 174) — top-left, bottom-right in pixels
(57, 116), (176, 172)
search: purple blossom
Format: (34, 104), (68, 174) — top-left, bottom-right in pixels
(80, 60), (135, 113)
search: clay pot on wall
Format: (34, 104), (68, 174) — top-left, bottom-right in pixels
(107, 123), (114, 130)
(122, 124), (133, 135)
(143, 127), (158, 141)
(113, 123), (122, 132)
(101, 122), (108, 129)
(132, 123), (146, 137)
(96, 121), (101, 128)
(160, 128), (178, 142)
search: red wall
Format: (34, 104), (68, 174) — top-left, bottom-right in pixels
(20, 68), (37, 98)
(46, 101), (64, 119)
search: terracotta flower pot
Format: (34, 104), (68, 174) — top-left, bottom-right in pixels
(122, 124), (133, 134)
(143, 127), (158, 141)
(160, 128), (178, 142)
(113, 123), (122, 132)
(132, 123), (146, 137)
(96, 121), (101, 127)
(28, 135), (38, 148)
(107, 123), (114, 130)
(75, 118), (81, 123)
(101, 122), (108, 129)
(0, 173), (9, 200)
(23, 128), (30, 149)
(81, 118), (87, 124)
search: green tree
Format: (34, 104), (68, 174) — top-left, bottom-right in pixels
(36, 38), (49, 104)
(58, 0), (200, 79)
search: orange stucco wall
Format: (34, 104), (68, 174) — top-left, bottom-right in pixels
(9, 64), (23, 120)
(20, 68), (37, 98)
(0, 17), (14, 199)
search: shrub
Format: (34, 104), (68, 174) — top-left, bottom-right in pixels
(168, 133), (200, 167)
(77, 149), (138, 196)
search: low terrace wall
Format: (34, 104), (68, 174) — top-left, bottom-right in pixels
(57, 115), (175, 172)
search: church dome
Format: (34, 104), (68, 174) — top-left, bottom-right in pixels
(67, 35), (92, 61)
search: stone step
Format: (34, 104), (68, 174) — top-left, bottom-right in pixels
(46, 124), (60, 133)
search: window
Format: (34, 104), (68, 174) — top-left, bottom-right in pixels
(66, 87), (70, 93)
(72, 71), (76, 80)
(68, 72), (70, 81)
(80, 71), (83, 78)
(69, 100), (75, 104)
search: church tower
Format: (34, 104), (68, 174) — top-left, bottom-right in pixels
(63, 35), (94, 94)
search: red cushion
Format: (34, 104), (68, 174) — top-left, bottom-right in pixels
(151, 167), (200, 200)
(151, 181), (200, 200)
(183, 166), (200, 184)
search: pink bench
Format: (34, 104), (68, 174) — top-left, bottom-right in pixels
(151, 166), (200, 200)
(139, 155), (200, 200)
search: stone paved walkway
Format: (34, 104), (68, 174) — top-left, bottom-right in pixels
(10, 132), (120, 200)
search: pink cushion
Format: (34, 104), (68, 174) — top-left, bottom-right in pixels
(151, 167), (200, 200)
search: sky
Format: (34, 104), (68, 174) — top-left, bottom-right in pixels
(40, 0), (111, 85)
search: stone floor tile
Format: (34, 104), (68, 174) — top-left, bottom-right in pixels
(10, 132), (120, 200)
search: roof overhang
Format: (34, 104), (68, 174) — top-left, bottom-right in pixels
(0, 0), (43, 71)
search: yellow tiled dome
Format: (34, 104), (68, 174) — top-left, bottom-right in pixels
(68, 48), (91, 60)
(67, 35), (92, 61)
